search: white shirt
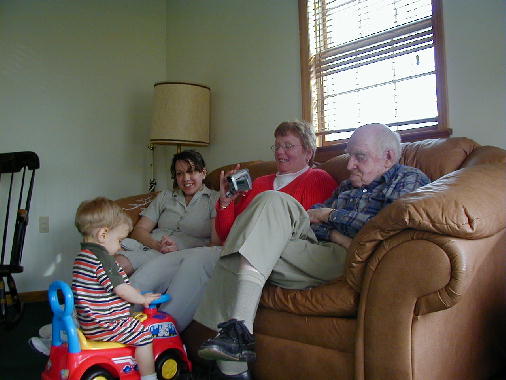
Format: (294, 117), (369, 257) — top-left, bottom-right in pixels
(273, 165), (310, 190)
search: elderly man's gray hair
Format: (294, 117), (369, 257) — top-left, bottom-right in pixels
(356, 123), (402, 163)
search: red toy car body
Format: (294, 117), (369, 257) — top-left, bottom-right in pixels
(41, 281), (192, 380)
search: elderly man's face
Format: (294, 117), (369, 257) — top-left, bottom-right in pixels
(346, 134), (392, 187)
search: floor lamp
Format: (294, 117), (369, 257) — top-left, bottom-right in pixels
(148, 82), (210, 192)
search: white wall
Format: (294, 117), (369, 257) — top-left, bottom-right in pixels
(159, 0), (301, 188)
(0, 0), (166, 291)
(442, 0), (506, 147)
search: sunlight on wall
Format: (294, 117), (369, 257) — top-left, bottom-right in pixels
(43, 252), (62, 277)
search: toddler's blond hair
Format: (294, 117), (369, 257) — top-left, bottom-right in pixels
(75, 197), (132, 238)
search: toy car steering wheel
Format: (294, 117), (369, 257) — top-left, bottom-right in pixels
(142, 292), (171, 308)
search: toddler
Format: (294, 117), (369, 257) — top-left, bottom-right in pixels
(72, 197), (160, 380)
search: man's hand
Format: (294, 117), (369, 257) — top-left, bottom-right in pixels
(307, 208), (334, 224)
(159, 235), (178, 253)
(329, 230), (352, 249)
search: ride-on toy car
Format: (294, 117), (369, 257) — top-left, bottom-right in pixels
(41, 281), (192, 380)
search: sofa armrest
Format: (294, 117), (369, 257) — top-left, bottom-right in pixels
(355, 229), (506, 379)
(346, 163), (506, 292)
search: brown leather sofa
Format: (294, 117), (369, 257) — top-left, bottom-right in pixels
(116, 137), (506, 380)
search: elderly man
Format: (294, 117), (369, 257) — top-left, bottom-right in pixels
(195, 123), (430, 380)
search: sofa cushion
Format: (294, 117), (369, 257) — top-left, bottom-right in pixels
(254, 306), (356, 352)
(260, 276), (358, 317)
(399, 137), (479, 181)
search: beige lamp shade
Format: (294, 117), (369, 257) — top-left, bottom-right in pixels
(150, 82), (210, 146)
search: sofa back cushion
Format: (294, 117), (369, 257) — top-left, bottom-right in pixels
(317, 154), (350, 184)
(461, 145), (506, 168)
(399, 137), (479, 180)
(115, 192), (158, 226)
(204, 160), (270, 191)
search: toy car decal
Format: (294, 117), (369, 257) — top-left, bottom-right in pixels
(112, 355), (136, 366)
(111, 355), (140, 374)
(122, 364), (139, 374)
(150, 322), (177, 338)
(60, 368), (69, 379)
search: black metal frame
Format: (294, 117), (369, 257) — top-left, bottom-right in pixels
(0, 151), (39, 329)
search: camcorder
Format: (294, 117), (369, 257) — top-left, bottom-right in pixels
(226, 168), (253, 198)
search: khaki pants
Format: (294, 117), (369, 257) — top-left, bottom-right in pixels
(195, 191), (347, 331)
(130, 246), (221, 331)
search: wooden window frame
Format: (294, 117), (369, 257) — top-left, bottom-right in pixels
(299, 0), (451, 161)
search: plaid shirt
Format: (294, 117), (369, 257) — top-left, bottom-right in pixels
(311, 163), (430, 240)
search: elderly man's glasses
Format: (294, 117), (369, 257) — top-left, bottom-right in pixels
(270, 143), (302, 152)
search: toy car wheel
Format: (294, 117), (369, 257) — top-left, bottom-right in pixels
(81, 365), (115, 380)
(156, 350), (182, 379)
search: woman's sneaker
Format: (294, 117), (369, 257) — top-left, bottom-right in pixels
(198, 319), (255, 362)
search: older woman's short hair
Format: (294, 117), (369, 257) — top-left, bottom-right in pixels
(274, 121), (317, 164)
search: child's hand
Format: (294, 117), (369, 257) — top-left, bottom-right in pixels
(159, 235), (178, 253)
(142, 292), (162, 308)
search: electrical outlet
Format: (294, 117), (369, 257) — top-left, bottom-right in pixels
(39, 216), (49, 233)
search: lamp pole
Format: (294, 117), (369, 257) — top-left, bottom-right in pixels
(148, 143), (156, 193)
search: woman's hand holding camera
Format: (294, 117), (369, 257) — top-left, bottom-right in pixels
(219, 163), (241, 209)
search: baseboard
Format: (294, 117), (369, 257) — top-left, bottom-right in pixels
(6, 290), (48, 304)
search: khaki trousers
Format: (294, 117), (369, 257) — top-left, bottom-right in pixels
(195, 191), (347, 331)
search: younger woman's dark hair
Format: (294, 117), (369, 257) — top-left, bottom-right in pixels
(170, 150), (207, 189)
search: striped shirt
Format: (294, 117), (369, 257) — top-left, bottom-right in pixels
(72, 242), (152, 346)
(311, 163), (430, 240)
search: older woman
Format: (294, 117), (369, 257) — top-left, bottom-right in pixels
(129, 120), (337, 332)
(216, 120), (337, 241)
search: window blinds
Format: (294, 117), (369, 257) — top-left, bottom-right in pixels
(307, 0), (438, 141)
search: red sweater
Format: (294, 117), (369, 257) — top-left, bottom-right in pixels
(215, 168), (338, 242)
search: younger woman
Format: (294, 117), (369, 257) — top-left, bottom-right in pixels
(116, 150), (220, 275)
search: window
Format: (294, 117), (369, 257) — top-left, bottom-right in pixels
(299, 0), (449, 150)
